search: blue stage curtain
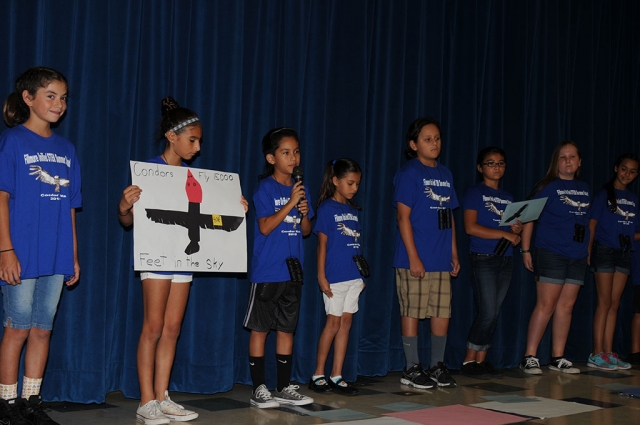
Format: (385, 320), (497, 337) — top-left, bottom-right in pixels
(0, 0), (639, 403)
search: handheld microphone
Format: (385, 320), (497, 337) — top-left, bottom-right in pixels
(292, 166), (304, 219)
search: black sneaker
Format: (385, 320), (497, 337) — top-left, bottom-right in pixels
(628, 352), (640, 366)
(400, 364), (435, 389)
(519, 355), (542, 375)
(0, 398), (30, 425)
(327, 377), (359, 395)
(428, 362), (457, 387)
(20, 395), (59, 425)
(308, 376), (332, 393)
(479, 361), (503, 378)
(460, 362), (490, 379)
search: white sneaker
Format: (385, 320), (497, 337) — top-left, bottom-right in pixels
(136, 400), (170, 425)
(159, 391), (199, 421)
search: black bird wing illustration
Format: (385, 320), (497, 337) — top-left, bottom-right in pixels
(146, 209), (244, 232)
(505, 204), (528, 223)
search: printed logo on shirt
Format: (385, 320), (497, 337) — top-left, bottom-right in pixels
(336, 222), (360, 243)
(557, 190), (590, 214)
(424, 186), (450, 207)
(609, 199), (637, 224)
(483, 196), (511, 223)
(24, 152), (72, 167)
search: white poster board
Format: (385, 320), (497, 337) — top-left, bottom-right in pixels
(131, 161), (247, 273)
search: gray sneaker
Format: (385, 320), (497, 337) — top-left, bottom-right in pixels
(250, 384), (280, 409)
(273, 384), (314, 406)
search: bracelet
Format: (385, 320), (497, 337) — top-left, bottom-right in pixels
(0, 248), (14, 253)
(520, 249), (530, 254)
(117, 207), (131, 217)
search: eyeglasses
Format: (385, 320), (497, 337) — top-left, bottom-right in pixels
(482, 161), (506, 168)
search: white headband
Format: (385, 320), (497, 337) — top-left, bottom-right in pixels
(168, 117), (199, 133)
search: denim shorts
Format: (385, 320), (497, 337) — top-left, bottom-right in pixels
(590, 242), (631, 275)
(534, 248), (587, 285)
(2, 274), (64, 330)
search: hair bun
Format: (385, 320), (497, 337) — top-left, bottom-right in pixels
(161, 97), (180, 115)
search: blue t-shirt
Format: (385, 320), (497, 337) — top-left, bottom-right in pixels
(463, 183), (514, 256)
(393, 159), (459, 271)
(591, 188), (638, 249)
(314, 199), (363, 284)
(250, 177), (315, 283)
(533, 178), (591, 259)
(0, 125), (82, 283)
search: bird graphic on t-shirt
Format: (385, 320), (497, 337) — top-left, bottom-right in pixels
(29, 165), (69, 192)
(337, 222), (360, 242)
(424, 187), (450, 206)
(485, 202), (504, 217)
(559, 195), (590, 211)
(614, 206), (636, 221)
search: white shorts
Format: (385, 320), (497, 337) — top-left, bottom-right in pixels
(323, 278), (364, 316)
(140, 272), (193, 283)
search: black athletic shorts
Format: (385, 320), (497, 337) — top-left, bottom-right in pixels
(243, 281), (302, 333)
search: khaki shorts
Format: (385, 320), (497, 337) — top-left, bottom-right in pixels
(395, 269), (451, 319)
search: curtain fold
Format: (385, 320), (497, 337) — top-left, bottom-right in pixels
(0, 0), (638, 402)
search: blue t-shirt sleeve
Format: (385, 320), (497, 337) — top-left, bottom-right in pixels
(393, 168), (417, 209)
(0, 133), (17, 196)
(253, 185), (274, 220)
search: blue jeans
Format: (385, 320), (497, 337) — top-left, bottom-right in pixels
(467, 254), (514, 351)
(2, 274), (64, 330)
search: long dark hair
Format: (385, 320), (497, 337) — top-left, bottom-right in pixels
(605, 153), (639, 212)
(528, 141), (581, 199)
(404, 117), (441, 159)
(317, 158), (362, 209)
(258, 127), (299, 180)
(3, 67), (68, 127)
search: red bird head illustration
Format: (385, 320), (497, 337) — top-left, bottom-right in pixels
(185, 170), (202, 203)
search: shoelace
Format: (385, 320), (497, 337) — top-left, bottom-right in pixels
(556, 358), (573, 368)
(600, 352), (612, 362)
(609, 352), (620, 361)
(525, 357), (539, 368)
(148, 401), (162, 417)
(283, 385), (302, 397)
(255, 386), (274, 401)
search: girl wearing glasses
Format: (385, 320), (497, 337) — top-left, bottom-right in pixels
(460, 146), (522, 378)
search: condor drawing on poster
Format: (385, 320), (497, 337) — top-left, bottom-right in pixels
(130, 161), (247, 273)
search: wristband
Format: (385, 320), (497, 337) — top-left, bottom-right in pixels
(520, 249), (530, 254)
(0, 248), (14, 253)
(117, 207), (131, 217)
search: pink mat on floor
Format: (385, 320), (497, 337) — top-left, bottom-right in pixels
(384, 404), (528, 425)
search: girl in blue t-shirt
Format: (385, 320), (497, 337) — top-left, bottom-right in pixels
(309, 158), (364, 395)
(0, 67), (81, 422)
(587, 153), (639, 371)
(460, 147), (522, 378)
(243, 128), (314, 409)
(520, 141), (590, 375)
(118, 97), (249, 424)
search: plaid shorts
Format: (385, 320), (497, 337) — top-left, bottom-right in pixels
(395, 269), (451, 319)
